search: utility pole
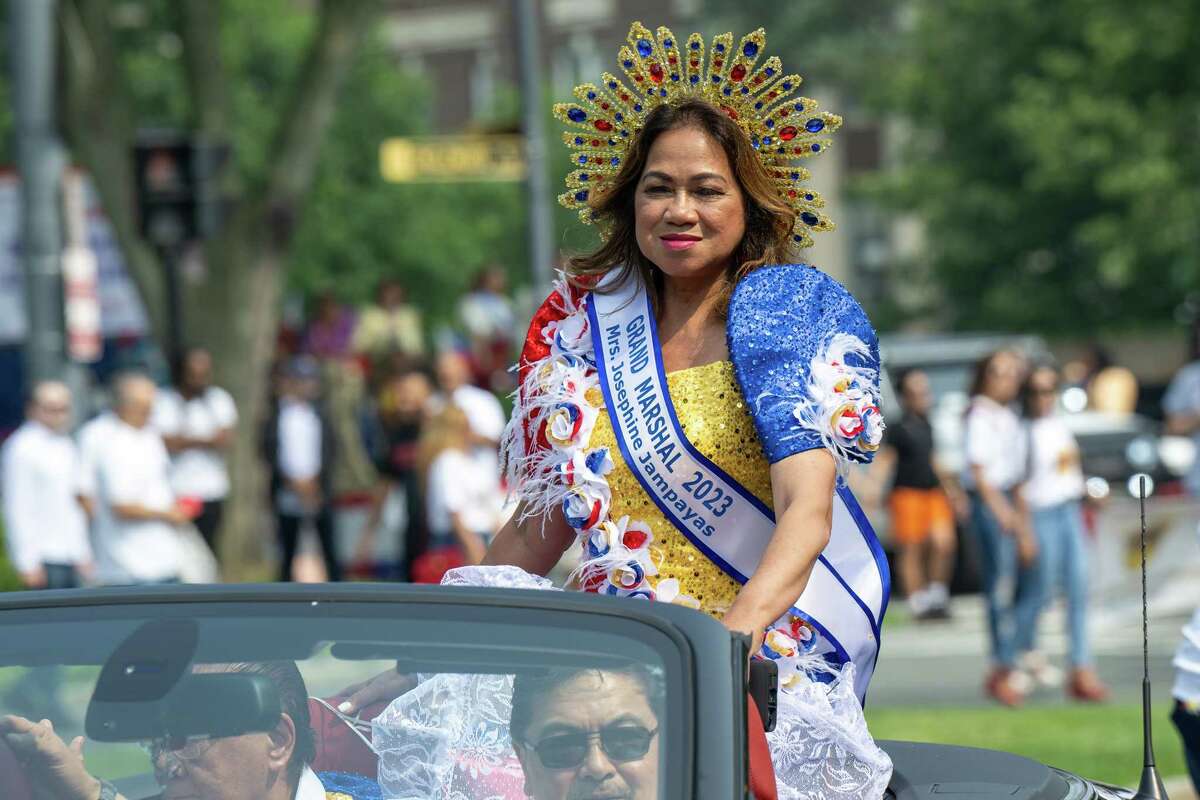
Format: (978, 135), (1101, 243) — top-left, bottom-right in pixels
(11, 0), (66, 384)
(515, 0), (556, 290)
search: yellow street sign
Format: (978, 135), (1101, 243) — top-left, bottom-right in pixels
(380, 135), (526, 183)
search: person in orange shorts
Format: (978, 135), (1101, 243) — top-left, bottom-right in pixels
(879, 369), (960, 620)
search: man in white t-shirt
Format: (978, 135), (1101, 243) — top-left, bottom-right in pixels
(90, 373), (186, 585)
(1, 381), (92, 589)
(153, 347), (238, 554)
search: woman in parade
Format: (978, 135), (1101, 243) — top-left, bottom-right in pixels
(368, 22), (893, 799)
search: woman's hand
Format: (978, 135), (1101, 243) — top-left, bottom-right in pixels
(335, 670), (419, 716)
(0, 715), (106, 800)
(722, 615), (764, 659)
(1015, 523), (1039, 568)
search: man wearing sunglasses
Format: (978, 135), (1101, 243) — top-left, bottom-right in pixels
(510, 665), (663, 800)
(0, 661), (331, 800)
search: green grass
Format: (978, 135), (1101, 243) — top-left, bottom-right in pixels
(0, 519), (22, 591)
(866, 702), (1188, 788)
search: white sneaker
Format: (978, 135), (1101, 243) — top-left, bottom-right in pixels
(1007, 668), (1035, 695)
(1020, 651), (1064, 688)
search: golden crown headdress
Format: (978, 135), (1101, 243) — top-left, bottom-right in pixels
(554, 22), (841, 248)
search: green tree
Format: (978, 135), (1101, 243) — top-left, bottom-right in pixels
(58, 0), (382, 574)
(287, 38), (531, 325)
(872, 0), (1200, 331)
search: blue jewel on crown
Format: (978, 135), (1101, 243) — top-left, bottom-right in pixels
(806, 118), (825, 133)
(636, 39), (653, 57)
(567, 108), (586, 123)
(743, 41), (759, 57)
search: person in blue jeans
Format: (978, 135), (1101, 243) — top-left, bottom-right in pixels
(1017, 365), (1108, 702)
(963, 350), (1040, 706)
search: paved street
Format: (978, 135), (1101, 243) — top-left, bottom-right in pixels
(871, 573), (1199, 708)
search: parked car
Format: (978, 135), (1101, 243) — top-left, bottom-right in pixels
(0, 583), (1136, 799)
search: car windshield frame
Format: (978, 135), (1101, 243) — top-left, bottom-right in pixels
(0, 583), (719, 800)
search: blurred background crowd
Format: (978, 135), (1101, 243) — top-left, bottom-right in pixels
(2, 0), (1200, 791)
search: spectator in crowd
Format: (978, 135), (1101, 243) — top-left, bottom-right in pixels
(353, 279), (424, 366)
(357, 364), (435, 578)
(74, 403), (117, 523)
(1018, 365), (1108, 702)
(411, 406), (500, 582)
(89, 373), (186, 585)
(1063, 342), (1138, 415)
(303, 290), (358, 362)
(434, 349), (506, 453)
(1173, 528), (1200, 794)
(459, 265), (517, 391)
(877, 369), (958, 620)
(963, 350), (1039, 706)
(262, 357), (341, 582)
(152, 347), (237, 556)
(1, 381), (92, 589)
(1164, 350), (1200, 497)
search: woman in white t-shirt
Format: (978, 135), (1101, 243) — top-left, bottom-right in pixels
(1019, 365), (1108, 702)
(414, 406), (502, 582)
(962, 349), (1040, 706)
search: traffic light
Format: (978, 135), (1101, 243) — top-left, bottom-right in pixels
(133, 131), (230, 247)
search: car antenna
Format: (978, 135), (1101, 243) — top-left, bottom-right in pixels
(1132, 474), (1168, 799)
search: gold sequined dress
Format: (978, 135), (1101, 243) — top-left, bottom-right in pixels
(586, 359), (767, 617)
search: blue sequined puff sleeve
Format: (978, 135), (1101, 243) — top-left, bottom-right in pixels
(728, 264), (884, 467)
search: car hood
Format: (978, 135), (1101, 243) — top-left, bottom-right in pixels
(881, 740), (1133, 800)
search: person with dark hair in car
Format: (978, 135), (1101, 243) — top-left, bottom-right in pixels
(0, 661), (338, 800)
(509, 665), (663, 800)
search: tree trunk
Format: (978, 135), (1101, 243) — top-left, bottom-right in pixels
(186, 2), (381, 579)
(59, 0), (382, 579)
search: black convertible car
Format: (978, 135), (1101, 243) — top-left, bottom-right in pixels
(0, 583), (1135, 799)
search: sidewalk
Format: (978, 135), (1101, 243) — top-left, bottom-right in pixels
(871, 575), (1197, 707)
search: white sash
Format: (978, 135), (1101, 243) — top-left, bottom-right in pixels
(586, 276), (890, 702)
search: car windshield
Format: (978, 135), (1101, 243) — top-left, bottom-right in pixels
(0, 594), (685, 800)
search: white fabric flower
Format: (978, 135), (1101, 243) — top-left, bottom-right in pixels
(544, 309), (593, 361)
(654, 578), (701, 609)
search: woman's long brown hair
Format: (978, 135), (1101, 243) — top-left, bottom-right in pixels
(566, 99), (797, 316)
